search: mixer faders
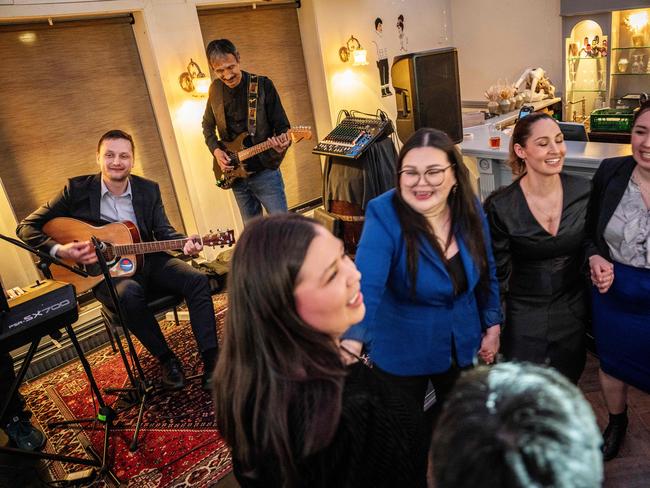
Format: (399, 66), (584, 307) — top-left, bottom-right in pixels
(312, 116), (392, 159)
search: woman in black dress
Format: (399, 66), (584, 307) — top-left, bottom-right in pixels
(484, 113), (590, 383)
(213, 213), (420, 487)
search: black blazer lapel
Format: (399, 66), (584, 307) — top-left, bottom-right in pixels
(89, 174), (102, 222)
(598, 157), (635, 237)
(130, 177), (148, 239)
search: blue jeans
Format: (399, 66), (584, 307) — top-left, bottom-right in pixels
(231, 169), (288, 223)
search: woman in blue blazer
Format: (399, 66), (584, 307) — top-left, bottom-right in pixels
(342, 128), (502, 483)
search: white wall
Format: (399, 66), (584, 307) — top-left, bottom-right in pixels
(307, 0), (453, 127)
(451, 0), (563, 102)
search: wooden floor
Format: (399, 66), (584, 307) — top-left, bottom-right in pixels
(215, 352), (650, 487)
(579, 352), (650, 487)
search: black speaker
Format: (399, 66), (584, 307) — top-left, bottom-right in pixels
(391, 47), (463, 144)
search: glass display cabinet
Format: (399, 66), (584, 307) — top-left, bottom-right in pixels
(564, 20), (608, 123)
(610, 8), (650, 105)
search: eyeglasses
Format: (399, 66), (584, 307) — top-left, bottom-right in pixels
(398, 164), (454, 187)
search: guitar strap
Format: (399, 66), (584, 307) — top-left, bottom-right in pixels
(212, 72), (259, 144)
(213, 80), (227, 145)
(247, 73), (259, 137)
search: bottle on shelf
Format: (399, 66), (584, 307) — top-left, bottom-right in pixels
(594, 92), (604, 110)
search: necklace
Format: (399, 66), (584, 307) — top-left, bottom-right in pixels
(427, 209), (452, 251)
(632, 169), (650, 193)
(632, 169), (650, 210)
(520, 178), (563, 233)
(339, 344), (372, 367)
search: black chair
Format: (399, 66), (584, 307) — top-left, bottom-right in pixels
(101, 293), (184, 353)
(558, 122), (589, 142)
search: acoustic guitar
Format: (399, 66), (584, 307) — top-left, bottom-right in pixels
(213, 126), (312, 189)
(42, 217), (235, 293)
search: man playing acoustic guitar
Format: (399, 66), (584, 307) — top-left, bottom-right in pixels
(16, 130), (219, 391)
(202, 38), (291, 223)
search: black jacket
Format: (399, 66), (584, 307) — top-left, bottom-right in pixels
(16, 173), (184, 254)
(584, 155), (636, 261)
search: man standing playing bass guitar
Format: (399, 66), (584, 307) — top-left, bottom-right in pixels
(16, 130), (219, 391)
(202, 38), (291, 223)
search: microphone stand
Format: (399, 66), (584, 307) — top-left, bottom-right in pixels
(0, 233), (114, 479)
(89, 236), (153, 452)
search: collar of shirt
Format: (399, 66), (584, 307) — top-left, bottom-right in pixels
(101, 178), (133, 200)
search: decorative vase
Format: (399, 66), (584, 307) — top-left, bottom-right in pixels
(498, 99), (510, 114)
(515, 94), (524, 109)
(509, 97), (516, 111)
(487, 100), (499, 115)
(632, 34), (645, 47)
(617, 57), (629, 73)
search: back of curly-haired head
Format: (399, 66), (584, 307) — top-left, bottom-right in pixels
(433, 362), (603, 488)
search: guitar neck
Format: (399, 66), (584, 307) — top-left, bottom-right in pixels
(237, 130), (295, 162)
(114, 238), (190, 256)
(238, 139), (275, 162)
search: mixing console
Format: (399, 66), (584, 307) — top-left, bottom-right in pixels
(313, 116), (392, 159)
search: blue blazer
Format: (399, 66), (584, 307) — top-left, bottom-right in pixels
(344, 189), (503, 375)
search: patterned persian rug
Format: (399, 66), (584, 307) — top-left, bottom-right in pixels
(19, 293), (231, 487)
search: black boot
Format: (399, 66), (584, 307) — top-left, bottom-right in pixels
(161, 356), (186, 391)
(201, 348), (218, 392)
(602, 408), (628, 461)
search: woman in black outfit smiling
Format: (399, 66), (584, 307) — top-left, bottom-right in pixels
(485, 112), (591, 383)
(213, 213), (419, 487)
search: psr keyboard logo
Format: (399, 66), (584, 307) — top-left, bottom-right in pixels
(8, 299), (73, 330)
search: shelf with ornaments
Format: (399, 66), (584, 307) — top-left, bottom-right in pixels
(608, 9), (650, 100)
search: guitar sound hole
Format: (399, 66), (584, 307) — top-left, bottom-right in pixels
(102, 243), (116, 263)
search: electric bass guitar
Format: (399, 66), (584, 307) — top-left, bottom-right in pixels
(213, 126), (312, 189)
(42, 217), (235, 293)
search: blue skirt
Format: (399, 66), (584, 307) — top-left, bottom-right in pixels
(592, 262), (650, 393)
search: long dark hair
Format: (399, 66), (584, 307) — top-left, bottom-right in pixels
(394, 128), (489, 295)
(507, 112), (558, 176)
(214, 213), (346, 486)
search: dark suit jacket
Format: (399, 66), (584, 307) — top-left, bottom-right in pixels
(16, 173), (184, 254)
(584, 155), (636, 261)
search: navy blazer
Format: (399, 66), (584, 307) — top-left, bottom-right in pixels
(584, 156), (636, 261)
(16, 173), (184, 254)
(344, 189), (503, 376)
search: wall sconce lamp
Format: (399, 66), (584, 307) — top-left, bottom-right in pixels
(338, 35), (368, 66)
(179, 59), (211, 97)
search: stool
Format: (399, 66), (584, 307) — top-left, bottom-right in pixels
(102, 294), (184, 353)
